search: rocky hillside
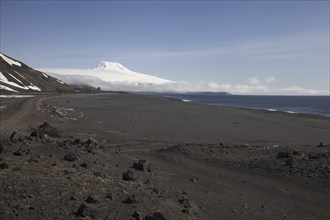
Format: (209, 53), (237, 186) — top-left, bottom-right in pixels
(0, 53), (72, 93)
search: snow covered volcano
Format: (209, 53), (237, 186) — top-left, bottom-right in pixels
(41, 61), (173, 91)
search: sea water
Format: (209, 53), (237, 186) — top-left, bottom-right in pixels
(152, 93), (330, 117)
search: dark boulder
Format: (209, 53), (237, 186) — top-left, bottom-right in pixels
(133, 160), (151, 172)
(93, 171), (102, 177)
(144, 212), (166, 220)
(316, 142), (326, 148)
(308, 153), (319, 160)
(123, 195), (136, 204)
(75, 203), (99, 218)
(64, 152), (78, 161)
(85, 195), (98, 204)
(72, 138), (81, 145)
(105, 192), (113, 200)
(86, 137), (98, 146)
(30, 131), (38, 138)
(13, 149), (23, 156)
(80, 162), (88, 168)
(0, 143), (4, 153)
(178, 196), (191, 208)
(38, 122), (61, 138)
(285, 158), (295, 167)
(0, 161), (8, 169)
(277, 151), (292, 159)
(10, 132), (24, 143)
(122, 170), (135, 181)
(132, 211), (142, 220)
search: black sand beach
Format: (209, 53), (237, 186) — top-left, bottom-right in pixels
(0, 93), (329, 219)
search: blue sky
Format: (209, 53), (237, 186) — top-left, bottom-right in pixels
(1, 1), (329, 94)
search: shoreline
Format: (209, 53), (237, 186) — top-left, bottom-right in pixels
(146, 93), (330, 118)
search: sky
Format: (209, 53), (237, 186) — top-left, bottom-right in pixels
(1, 0), (329, 95)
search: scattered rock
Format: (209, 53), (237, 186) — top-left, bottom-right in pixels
(122, 170), (135, 181)
(0, 161), (8, 169)
(72, 138), (81, 145)
(277, 151), (291, 159)
(10, 132), (24, 143)
(13, 149), (23, 156)
(316, 142), (326, 148)
(85, 195), (98, 204)
(30, 131), (38, 138)
(94, 171), (102, 177)
(70, 196), (77, 201)
(285, 158), (295, 167)
(64, 152), (78, 161)
(292, 151), (301, 156)
(80, 162), (88, 168)
(178, 196), (191, 208)
(105, 193), (113, 200)
(123, 195), (136, 204)
(133, 160), (151, 172)
(132, 211), (142, 220)
(75, 203), (99, 218)
(38, 122), (61, 138)
(144, 212), (166, 220)
(308, 153), (319, 160)
(86, 137), (98, 146)
(0, 143), (4, 153)
(181, 208), (189, 213)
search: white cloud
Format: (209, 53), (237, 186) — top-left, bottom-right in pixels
(248, 76), (261, 85)
(265, 75), (277, 83)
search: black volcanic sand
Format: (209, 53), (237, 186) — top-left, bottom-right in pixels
(0, 93), (329, 220)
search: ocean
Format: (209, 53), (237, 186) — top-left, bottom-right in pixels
(150, 93), (330, 117)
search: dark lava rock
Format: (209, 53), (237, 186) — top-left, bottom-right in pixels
(0, 143), (4, 153)
(0, 161), (8, 169)
(285, 158), (295, 167)
(308, 153), (319, 160)
(85, 195), (98, 204)
(80, 162), (88, 168)
(133, 160), (151, 172)
(144, 212), (166, 220)
(72, 138), (81, 145)
(64, 152), (78, 161)
(30, 131), (38, 138)
(123, 195), (136, 204)
(277, 151), (292, 159)
(178, 196), (191, 208)
(132, 211), (142, 220)
(317, 142), (326, 148)
(86, 137), (98, 146)
(122, 170), (135, 181)
(38, 122), (61, 138)
(75, 203), (99, 218)
(10, 132), (24, 143)
(13, 149), (23, 156)
(94, 171), (102, 177)
(105, 193), (113, 200)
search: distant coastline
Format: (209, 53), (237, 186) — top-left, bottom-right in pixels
(143, 93), (330, 118)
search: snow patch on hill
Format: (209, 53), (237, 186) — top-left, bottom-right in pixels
(0, 72), (41, 91)
(0, 53), (21, 67)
